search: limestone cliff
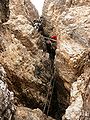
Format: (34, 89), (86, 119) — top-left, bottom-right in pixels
(0, 64), (14, 120)
(62, 64), (90, 120)
(9, 0), (39, 21)
(0, 65), (54, 120)
(43, 0), (90, 119)
(0, 0), (90, 120)
(0, 0), (53, 111)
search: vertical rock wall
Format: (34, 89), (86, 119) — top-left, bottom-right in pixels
(0, 64), (14, 120)
(9, 0), (39, 21)
(63, 64), (90, 120)
(43, 0), (90, 119)
(43, 0), (90, 89)
(0, 0), (52, 112)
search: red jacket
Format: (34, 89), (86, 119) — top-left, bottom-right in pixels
(51, 36), (57, 40)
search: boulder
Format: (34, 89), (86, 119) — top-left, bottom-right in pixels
(42, 0), (66, 34)
(55, 5), (90, 90)
(14, 107), (54, 120)
(62, 64), (90, 120)
(0, 64), (14, 120)
(0, 0), (52, 110)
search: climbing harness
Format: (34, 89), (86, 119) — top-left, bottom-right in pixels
(44, 36), (57, 49)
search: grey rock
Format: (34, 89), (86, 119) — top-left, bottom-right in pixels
(0, 64), (14, 120)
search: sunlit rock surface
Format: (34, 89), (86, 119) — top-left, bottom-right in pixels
(56, 5), (90, 90)
(42, 0), (68, 34)
(62, 64), (90, 120)
(9, 0), (39, 21)
(0, 64), (14, 120)
(43, 0), (90, 119)
(14, 107), (54, 120)
(43, 0), (90, 90)
(0, 0), (52, 110)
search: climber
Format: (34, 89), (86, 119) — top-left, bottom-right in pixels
(45, 35), (57, 60)
(50, 35), (57, 50)
(33, 18), (57, 60)
(33, 17), (44, 35)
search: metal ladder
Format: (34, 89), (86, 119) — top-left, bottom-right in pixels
(43, 61), (55, 116)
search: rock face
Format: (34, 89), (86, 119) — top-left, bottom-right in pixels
(42, 0), (67, 34)
(62, 64), (90, 120)
(0, 0), (90, 119)
(68, 0), (90, 6)
(55, 5), (90, 90)
(0, 0), (52, 111)
(9, 0), (39, 21)
(43, 0), (90, 33)
(43, 0), (67, 22)
(43, 0), (90, 119)
(0, 22), (51, 108)
(14, 107), (54, 120)
(0, 0), (9, 23)
(43, 0), (90, 90)
(0, 65), (54, 120)
(0, 0), (38, 23)
(56, 6), (90, 88)
(0, 64), (14, 120)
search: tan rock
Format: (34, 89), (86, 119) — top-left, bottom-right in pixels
(0, 0), (52, 108)
(9, 0), (39, 21)
(14, 107), (54, 120)
(62, 65), (90, 120)
(0, 15), (52, 108)
(70, 0), (90, 6)
(42, 0), (66, 35)
(55, 6), (90, 90)
(42, 0), (90, 34)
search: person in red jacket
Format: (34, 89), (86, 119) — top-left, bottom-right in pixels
(50, 36), (57, 50)
(45, 35), (57, 60)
